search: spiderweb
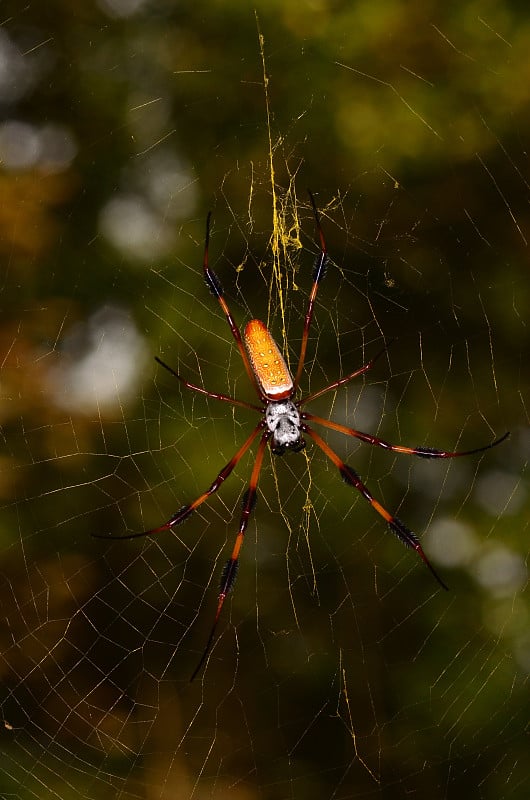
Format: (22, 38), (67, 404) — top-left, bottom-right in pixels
(1, 4), (528, 799)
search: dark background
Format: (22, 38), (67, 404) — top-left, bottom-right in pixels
(0, 2), (528, 798)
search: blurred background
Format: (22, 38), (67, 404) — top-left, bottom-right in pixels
(0, 1), (528, 798)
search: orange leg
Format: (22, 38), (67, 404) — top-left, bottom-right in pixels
(304, 425), (449, 590)
(154, 356), (262, 413)
(191, 430), (271, 680)
(93, 423), (264, 541)
(299, 343), (391, 406)
(304, 413), (509, 458)
(293, 191), (328, 391)
(202, 212), (262, 397)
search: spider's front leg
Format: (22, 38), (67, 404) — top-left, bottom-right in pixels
(191, 430), (271, 681)
(304, 425), (449, 590)
(92, 423), (264, 541)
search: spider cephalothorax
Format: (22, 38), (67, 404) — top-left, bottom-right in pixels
(265, 399), (306, 456)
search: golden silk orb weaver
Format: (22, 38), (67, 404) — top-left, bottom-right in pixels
(96, 192), (509, 680)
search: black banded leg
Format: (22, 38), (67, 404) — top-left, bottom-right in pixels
(304, 414), (509, 459)
(202, 212), (262, 396)
(92, 422), (264, 541)
(293, 191), (329, 391)
(191, 430), (271, 681)
(304, 425), (448, 590)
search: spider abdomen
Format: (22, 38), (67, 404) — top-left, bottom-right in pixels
(244, 319), (293, 401)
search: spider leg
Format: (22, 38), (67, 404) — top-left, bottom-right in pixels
(191, 430), (271, 681)
(304, 425), (449, 590)
(293, 191), (329, 392)
(202, 212), (262, 397)
(302, 414), (509, 458)
(92, 422), (265, 541)
(298, 342), (392, 407)
(154, 357), (263, 412)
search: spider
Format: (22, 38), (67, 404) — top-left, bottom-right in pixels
(96, 192), (508, 680)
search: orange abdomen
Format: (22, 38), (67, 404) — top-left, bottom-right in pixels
(244, 319), (293, 401)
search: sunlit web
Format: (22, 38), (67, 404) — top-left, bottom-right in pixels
(0, 7), (528, 800)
